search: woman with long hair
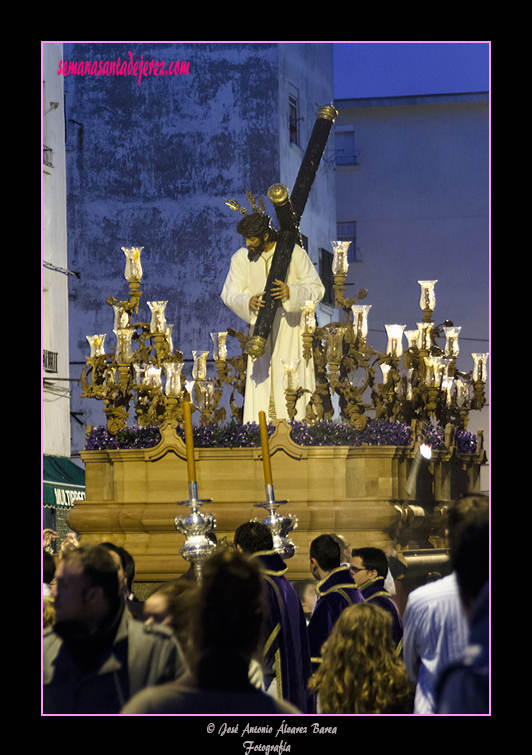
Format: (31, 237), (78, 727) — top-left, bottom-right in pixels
(308, 602), (414, 714)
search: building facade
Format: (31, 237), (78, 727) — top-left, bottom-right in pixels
(43, 43), (85, 540)
(333, 92), (489, 488)
(62, 42), (336, 457)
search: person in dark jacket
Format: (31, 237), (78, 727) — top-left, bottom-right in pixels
(307, 534), (363, 672)
(234, 521), (312, 712)
(350, 546), (403, 652)
(43, 544), (187, 714)
(121, 548), (301, 714)
(436, 507), (489, 714)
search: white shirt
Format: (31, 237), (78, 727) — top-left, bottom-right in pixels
(403, 572), (469, 714)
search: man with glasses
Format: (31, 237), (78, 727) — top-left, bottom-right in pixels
(350, 547), (403, 652)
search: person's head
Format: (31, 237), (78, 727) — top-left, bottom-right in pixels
(43, 550), (56, 585)
(309, 534), (341, 579)
(193, 548), (267, 661)
(144, 586), (174, 628)
(121, 548), (136, 594)
(293, 579), (317, 615)
(445, 494), (489, 541)
(234, 521), (273, 555)
(329, 534), (350, 564)
(236, 213), (278, 260)
(43, 595), (56, 630)
(144, 580), (198, 627)
(308, 602), (412, 714)
(51, 545), (120, 628)
(350, 547), (388, 586)
(100, 542), (128, 596)
(449, 504), (489, 621)
(144, 580), (199, 664)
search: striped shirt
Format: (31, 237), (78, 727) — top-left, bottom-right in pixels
(403, 573), (469, 714)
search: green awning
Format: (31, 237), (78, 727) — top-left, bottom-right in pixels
(43, 455), (85, 510)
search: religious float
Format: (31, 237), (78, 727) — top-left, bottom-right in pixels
(71, 243), (487, 587)
(69, 106), (488, 589)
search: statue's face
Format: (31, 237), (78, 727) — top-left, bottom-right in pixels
(243, 232), (269, 259)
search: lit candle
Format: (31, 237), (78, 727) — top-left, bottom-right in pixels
(331, 241), (351, 275)
(300, 301), (317, 334)
(258, 411), (272, 486)
(183, 401), (196, 483)
(122, 246), (144, 282)
(192, 350), (209, 380)
(163, 361), (183, 396)
(385, 324), (406, 358)
(418, 280), (437, 312)
(87, 334), (106, 358)
(148, 301), (168, 334)
(210, 332), (228, 361)
(114, 328), (134, 363)
(444, 326), (461, 358)
(472, 353), (489, 382)
(282, 359), (300, 391)
(351, 304), (371, 339)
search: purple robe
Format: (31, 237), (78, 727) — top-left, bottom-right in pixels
(359, 576), (403, 651)
(308, 566), (363, 671)
(253, 552), (312, 713)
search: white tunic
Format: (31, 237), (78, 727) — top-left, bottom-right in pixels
(221, 243), (325, 424)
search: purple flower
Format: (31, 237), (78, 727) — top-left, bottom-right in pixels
(84, 419), (477, 453)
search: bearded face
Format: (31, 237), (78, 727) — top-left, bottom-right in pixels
(243, 233), (269, 260)
(236, 214), (276, 260)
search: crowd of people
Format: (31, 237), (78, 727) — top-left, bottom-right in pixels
(42, 494), (489, 716)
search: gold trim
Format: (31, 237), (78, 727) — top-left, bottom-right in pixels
(252, 549), (283, 559)
(262, 566), (288, 577)
(322, 586), (354, 604)
(267, 183), (289, 207)
(275, 648), (283, 699)
(357, 575), (381, 592)
(263, 622), (281, 657)
(367, 590), (391, 600)
(252, 551), (289, 577)
(264, 575), (285, 618)
(248, 335), (266, 359)
(316, 566), (352, 595)
(317, 105), (338, 122)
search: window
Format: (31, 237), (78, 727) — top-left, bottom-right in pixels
(43, 350), (58, 373)
(335, 128), (357, 166)
(337, 222), (358, 262)
(319, 248), (334, 306)
(289, 84), (300, 146)
(43, 145), (53, 167)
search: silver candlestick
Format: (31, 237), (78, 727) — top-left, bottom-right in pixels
(174, 481), (216, 583)
(254, 484), (298, 560)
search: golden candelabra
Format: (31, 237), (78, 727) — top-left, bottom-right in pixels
(313, 243), (488, 431)
(81, 244), (488, 436)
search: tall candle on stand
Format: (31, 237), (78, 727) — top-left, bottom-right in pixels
(256, 411), (297, 559)
(175, 400), (217, 583)
(183, 401), (197, 500)
(259, 411), (274, 502)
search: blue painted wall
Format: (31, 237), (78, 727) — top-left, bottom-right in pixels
(64, 43), (334, 453)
